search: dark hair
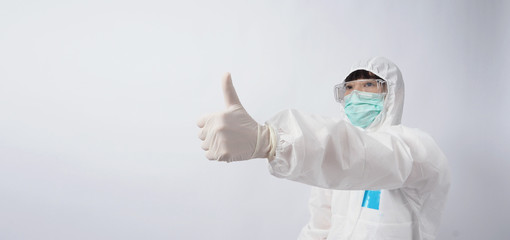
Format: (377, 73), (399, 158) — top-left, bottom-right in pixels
(345, 70), (382, 82)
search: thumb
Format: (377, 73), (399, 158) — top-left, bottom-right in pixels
(222, 72), (242, 108)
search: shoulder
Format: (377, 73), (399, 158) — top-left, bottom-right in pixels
(382, 125), (448, 168)
(381, 126), (450, 190)
(383, 125), (439, 147)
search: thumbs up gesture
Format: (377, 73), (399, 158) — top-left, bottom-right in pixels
(197, 73), (272, 162)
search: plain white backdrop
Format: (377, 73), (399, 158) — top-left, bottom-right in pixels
(1, 0), (509, 239)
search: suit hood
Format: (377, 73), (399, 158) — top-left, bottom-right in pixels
(344, 57), (405, 129)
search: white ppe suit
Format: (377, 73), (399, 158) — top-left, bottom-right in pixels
(265, 57), (450, 239)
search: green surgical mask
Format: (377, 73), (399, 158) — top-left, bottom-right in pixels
(344, 90), (385, 129)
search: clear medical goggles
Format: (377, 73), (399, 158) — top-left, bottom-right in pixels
(334, 79), (387, 102)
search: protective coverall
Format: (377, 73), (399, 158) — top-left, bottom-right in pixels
(197, 57), (450, 240)
(266, 57), (450, 239)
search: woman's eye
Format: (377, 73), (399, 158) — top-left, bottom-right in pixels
(345, 85), (353, 90)
(365, 82), (374, 87)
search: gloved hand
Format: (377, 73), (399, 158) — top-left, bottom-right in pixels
(197, 73), (273, 162)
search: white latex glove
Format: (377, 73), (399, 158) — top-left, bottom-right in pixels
(197, 73), (273, 162)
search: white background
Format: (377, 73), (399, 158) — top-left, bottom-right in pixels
(1, 0), (509, 239)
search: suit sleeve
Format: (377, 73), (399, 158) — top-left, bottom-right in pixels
(266, 109), (445, 190)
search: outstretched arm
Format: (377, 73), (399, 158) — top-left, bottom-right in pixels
(196, 74), (447, 191)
